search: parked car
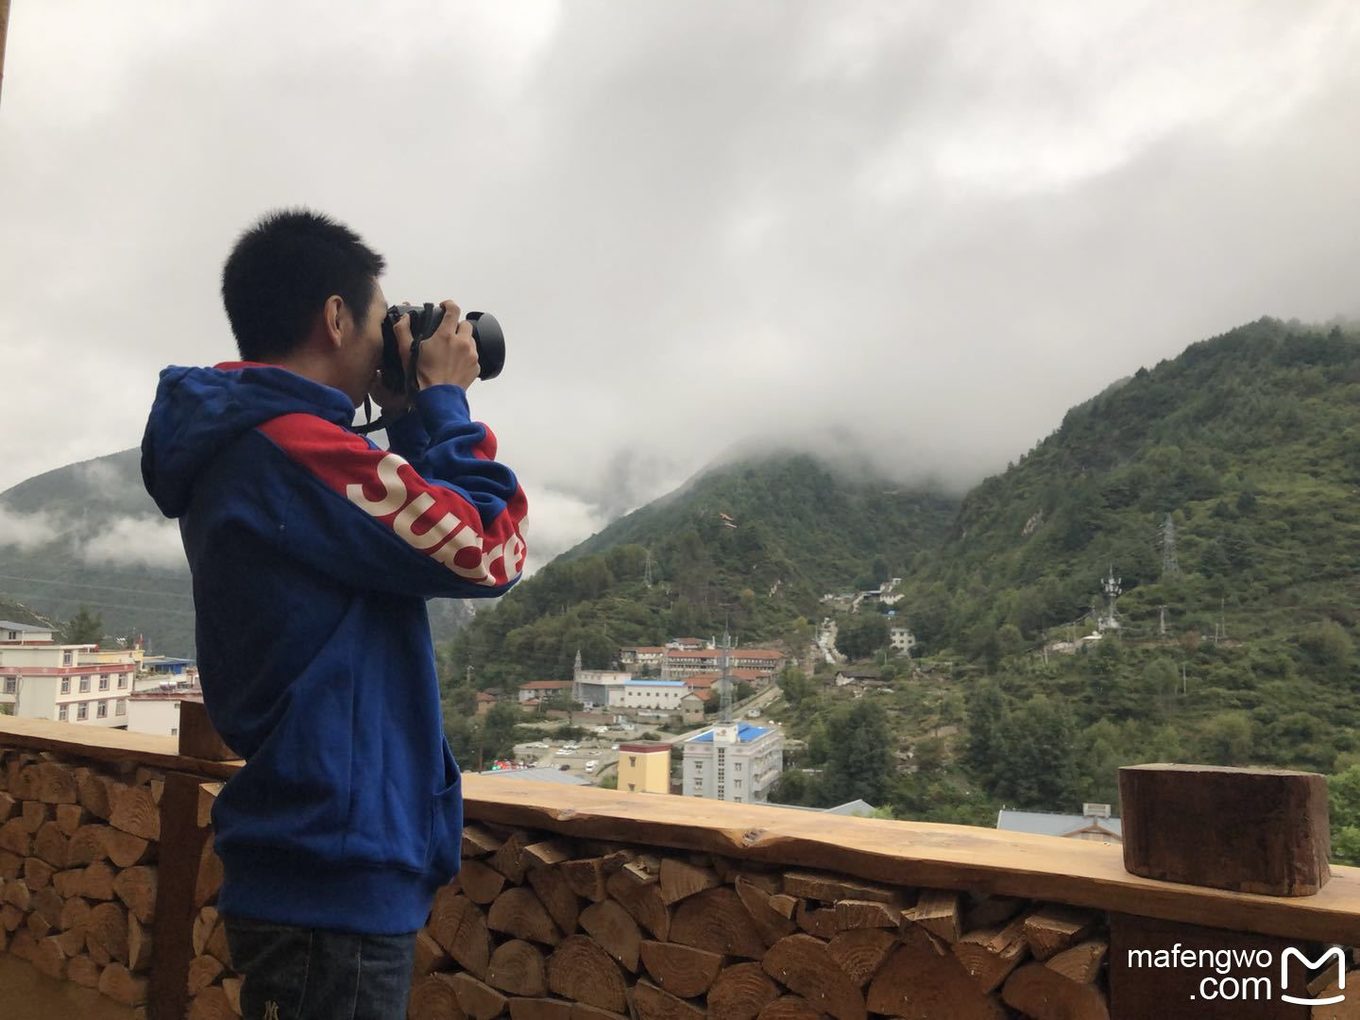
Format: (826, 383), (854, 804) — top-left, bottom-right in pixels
(585, 760), (598, 773)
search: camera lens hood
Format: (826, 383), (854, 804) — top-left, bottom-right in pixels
(467, 312), (505, 380)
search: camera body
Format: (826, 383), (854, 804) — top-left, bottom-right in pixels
(380, 303), (505, 392)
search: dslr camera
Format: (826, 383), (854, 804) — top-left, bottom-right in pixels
(380, 303), (505, 393)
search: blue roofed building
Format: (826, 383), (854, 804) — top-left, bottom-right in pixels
(683, 721), (784, 804)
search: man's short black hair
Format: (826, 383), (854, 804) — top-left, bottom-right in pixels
(222, 209), (387, 361)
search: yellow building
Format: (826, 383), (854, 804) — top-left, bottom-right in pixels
(615, 742), (671, 795)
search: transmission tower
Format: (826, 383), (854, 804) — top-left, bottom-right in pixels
(718, 627), (734, 724)
(643, 549), (654, 588)
(1161, 514), (1180, 578)
(1099, 567), (1122, 633)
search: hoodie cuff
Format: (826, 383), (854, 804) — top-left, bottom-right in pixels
(414, 385), (472, 432)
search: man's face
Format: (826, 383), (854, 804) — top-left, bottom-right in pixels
(339, 280), (387, 406)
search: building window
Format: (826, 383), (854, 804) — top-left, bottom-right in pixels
(79, 676), (91, 693)
(116, 699), (126, 717)
(97, 701), (108, 719)
(170, 728), (178, 736)
(118, 674), (128, 689)
(99, 675), (110, 691)
(60, 678), (70, 695)
(63, 651), (73, 666)
(58, 705), (68, 721)
(629, 757), (637, 768)
(77, 703), (88, 721)
(3, 677), (15, 695)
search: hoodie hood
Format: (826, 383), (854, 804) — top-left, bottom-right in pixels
(141, 363), (356, 518)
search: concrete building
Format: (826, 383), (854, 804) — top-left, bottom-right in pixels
(618, 646), (666, 671)
(0, 621), (55, 644)
(682, 722), (784, 804)
(518, 680), (574, 704)
(620, 680), (687, 711)
(0, 633), (136, 728)
(616, 742), (671, 794)
(126, 686), (202, 737)
(661, 647), (784, 681)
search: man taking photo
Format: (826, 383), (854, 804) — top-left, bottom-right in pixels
(141, 209), (528, 1019)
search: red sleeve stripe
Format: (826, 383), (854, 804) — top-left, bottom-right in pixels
(471, 423), (498, 462)
(258, 414), (527, 586)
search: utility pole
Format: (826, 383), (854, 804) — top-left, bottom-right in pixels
(1159, 605), (1167, 639)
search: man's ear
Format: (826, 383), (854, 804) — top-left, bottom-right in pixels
(322, 294), (347, 349)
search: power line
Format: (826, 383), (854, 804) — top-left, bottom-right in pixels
(0, 572), (190, 599)
(0, 592), (195, 617)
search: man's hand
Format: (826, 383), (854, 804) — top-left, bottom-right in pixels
(417, 299), (480, 392)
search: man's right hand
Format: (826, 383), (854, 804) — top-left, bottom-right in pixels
(405, 299), (480, 392)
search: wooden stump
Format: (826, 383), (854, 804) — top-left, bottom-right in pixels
(1119, 763), (1331, 895)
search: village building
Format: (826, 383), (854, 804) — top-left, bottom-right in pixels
(0, 623), (137, 728)
(682, 722), (784, 804)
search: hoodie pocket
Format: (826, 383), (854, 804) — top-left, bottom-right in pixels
(426, 739), (463, 881)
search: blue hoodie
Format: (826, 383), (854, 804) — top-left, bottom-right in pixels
(142, 362), (527, 934)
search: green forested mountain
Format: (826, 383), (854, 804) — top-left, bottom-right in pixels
(445, 453), (960, 688)
(0, 449), (198, 654)
(770, 317), (1360, 828)
(901, 316), (1360, 660)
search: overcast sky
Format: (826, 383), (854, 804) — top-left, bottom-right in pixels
(3, 1), (1359, 569)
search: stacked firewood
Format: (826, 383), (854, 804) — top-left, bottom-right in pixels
(184, 782), (241, 1020)
(406, 824), (1113, 1020)
(0, 749), (161, 1012)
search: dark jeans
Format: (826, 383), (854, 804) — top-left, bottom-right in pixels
(223, 916), (418, 1020)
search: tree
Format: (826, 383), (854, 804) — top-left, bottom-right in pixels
(993, 695), (1082, 810)
(820, 701), (895, 806)
(964, 680), (1009, 788)
(61, 606), (104, 645)
(836, 614), (889, 660)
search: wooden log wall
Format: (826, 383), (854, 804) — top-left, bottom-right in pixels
(394, 820), (1121, 1020)
(4, 722), (1360, 1020)
(0, 745), (163, 1017)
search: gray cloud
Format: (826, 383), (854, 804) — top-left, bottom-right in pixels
(2, 1), (1359, 560)
(78, 516), (187, 571)
(0, 508), (59, 551)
